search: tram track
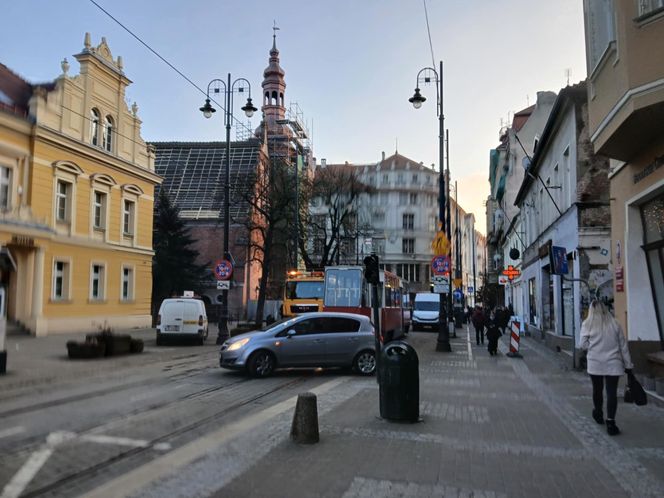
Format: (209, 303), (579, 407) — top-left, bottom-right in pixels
(0, 351), (219, 419)
(16, 375), (308, 498)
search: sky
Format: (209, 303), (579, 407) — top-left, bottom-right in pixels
(0, 0), (588, 234)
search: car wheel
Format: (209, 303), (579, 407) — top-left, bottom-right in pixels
(353, 350), (376, 375)
(156, 332), (163, 346)
(248, 350), (276, 378)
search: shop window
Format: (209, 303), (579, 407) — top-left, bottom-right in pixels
(641, 193), (664, 342)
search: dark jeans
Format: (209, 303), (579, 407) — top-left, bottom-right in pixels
(590, 374), (620, 420)
(474, 326), (484, 345)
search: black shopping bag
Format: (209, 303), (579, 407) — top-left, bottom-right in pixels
(627, 372), (648, 406)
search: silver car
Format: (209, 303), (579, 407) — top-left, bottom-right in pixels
(219, 312), (376, 377)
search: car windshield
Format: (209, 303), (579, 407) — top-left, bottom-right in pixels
(415, 301), (439, 311)
(286, 281), (324, 299)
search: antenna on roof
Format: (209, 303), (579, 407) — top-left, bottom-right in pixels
(565, 68), (571, 86)
(526, 94), (530, 107)
(395, 137), (398, 154)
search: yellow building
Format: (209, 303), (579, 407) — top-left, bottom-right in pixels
(0, 33), (161, 336)
(584, 1), (664, 371)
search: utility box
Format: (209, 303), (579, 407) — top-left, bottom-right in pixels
(378, 341), (419, 422)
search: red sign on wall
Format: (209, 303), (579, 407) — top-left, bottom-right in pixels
(615, 266), (624, 292)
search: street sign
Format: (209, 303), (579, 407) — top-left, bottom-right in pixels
(502, 265), (521, 281)
(216, 280), (230, 290)
(453, 278), (463, 288)
(432, 275), (449, 285)
(214, 259), (233, 281)
(433, 284), (449, 294)
(453, 289), (463, 300)
(467, 286), (474, 293)
(550, 246), (568, 275)
(498, 275), (509, 285)
(431, 232), (451, 256)
(431, 255), (451, 275)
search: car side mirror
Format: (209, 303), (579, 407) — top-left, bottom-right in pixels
(286, 329), (296, 338)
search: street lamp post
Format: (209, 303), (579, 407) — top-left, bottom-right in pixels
(409, 61), (451, 352)
(200, 75), (257, 344)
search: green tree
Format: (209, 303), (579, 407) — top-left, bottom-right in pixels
(152, 188), (207, 319)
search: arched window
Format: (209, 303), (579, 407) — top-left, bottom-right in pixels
(272, 91), (278, 105)
(103, 115), (113, 152)
(279, 92), (284, 106)
(90, 109), (100, 146)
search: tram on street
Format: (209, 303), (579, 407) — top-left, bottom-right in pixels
(322, 265), (407, 343)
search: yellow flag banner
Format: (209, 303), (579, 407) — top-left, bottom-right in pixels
(431, 232), (450, 256)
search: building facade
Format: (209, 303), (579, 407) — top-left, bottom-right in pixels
(309, 152), (485, 298)
(514, 82), (612, 358)
(583, 0), (664, 371)
(0, 34), (160, 335)
(486, 92), (556, 314)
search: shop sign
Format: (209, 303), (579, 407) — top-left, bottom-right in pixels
(633, 155), (663, 184)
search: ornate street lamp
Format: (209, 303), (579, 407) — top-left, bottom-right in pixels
(200, 75), (257, 344)
(409, 62), (452, 352)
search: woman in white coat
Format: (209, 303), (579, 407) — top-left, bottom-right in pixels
(580, 300), (633, 436)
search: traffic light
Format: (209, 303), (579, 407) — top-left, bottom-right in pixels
(363, 254), (380, 285)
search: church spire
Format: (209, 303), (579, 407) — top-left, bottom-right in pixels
(261, 23), (286, 128)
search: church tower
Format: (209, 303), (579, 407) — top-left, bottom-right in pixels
(258, 29), (287, 137)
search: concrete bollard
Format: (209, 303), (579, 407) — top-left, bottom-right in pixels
(290, 392), (319, 444)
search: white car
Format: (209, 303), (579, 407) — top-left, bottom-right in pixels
(156, 298), (209, 345)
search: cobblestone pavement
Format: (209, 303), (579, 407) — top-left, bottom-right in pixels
(204, 327), (663, 498)
(2, 326), (663, 497)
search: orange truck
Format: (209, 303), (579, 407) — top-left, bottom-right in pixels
(282, 271), (325, 317)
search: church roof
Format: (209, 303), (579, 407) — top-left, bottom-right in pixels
(152, 140), (265, 220)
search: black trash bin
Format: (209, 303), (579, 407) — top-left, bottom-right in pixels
(378, 341), (419, 422)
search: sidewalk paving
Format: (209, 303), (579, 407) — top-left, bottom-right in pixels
(205, 326), (664, 498)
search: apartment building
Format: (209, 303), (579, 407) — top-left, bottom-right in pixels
(583, 0), (664, 371)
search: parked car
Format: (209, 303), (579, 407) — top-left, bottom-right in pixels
(411, 292), (440, 331)
(219, 312), (376, 377)
(156, 297), (208, 345)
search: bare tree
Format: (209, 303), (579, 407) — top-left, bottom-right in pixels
(299, 164), (373, 269)
(236, 156), (294, 326)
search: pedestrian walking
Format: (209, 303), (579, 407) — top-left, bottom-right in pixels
(495, 306), (510, 336)
(485, 313), (501, 356)
(471, 305), (485, 346)
(580, 300), (634, 436)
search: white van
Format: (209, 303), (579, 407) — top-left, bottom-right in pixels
(156, 298), (208, 345)
(412, 292), (440, 331)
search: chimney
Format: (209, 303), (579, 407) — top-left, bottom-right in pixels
(381, 151), (385, 161)
(321, 158), (326, 167)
